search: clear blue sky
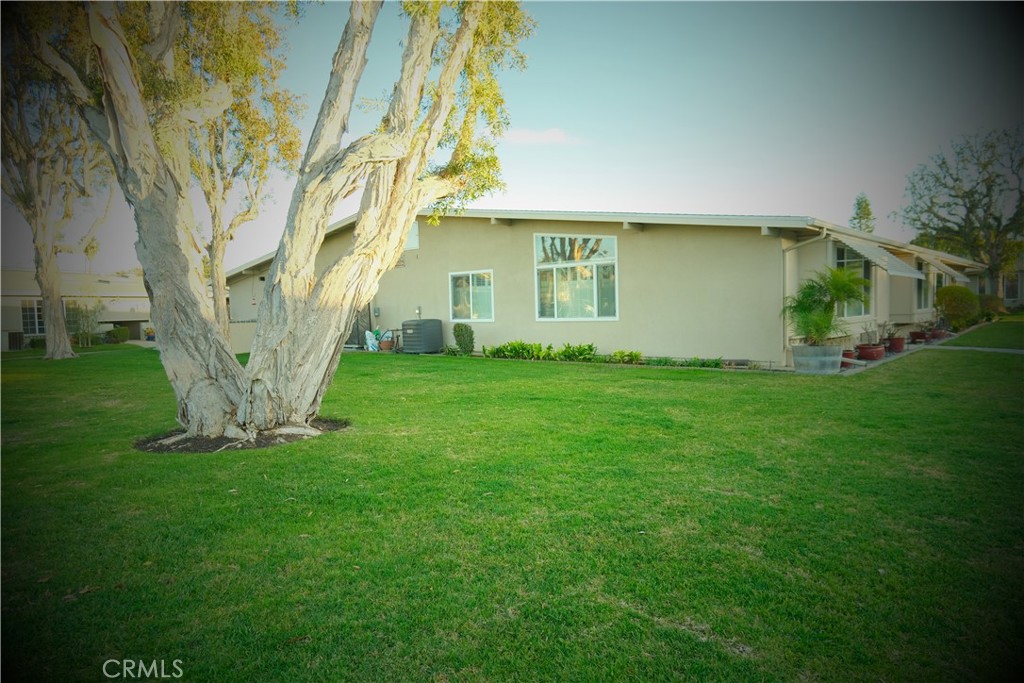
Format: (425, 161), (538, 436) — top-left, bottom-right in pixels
(3, 0), (1021, 273)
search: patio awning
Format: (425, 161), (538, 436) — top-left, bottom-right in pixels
(831, 234), (925, 280)
(917, 253), (970, 284)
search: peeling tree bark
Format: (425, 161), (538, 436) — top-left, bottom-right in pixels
(28, 0), (526, 437)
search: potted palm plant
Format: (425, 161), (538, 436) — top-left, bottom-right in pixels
(782, 267), (868, 374)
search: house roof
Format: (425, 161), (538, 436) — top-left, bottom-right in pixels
(226, 208), (985, 278)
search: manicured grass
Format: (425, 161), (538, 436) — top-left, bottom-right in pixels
(943, 318), (1024, 350)
(2, 348), (1023, 681)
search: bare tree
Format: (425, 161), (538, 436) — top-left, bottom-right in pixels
(902, 127), (1024, 296)
(26, 1), (532, 438)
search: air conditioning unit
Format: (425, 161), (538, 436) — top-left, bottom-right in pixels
(401, 319), (442, 354)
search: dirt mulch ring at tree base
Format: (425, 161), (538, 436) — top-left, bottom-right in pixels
(135, 418), (351, 453)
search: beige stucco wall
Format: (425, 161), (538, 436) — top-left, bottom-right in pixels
(371, 217), (790, 365)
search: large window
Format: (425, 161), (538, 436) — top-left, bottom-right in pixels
(21, 299), (44, 335)
(535, 234), (617, 320)
(835, 246), (871, 317)
(450, 270), (494, 322)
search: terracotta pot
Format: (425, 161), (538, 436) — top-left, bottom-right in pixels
(886, 336), (906, 353)
(909, 331), (928, 344)
(841, 349), (857, 369)
(856, 344), (885, 361)
(378, 340), (394, 351)
(928, 329), (948, 340)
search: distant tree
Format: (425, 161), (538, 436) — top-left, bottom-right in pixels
(901, 127), (1024, 297)
(1, 6), (110, 359)
(188, 3), (303, 338)
(27, 1), (533, 438)
(849, 192), (875, 233)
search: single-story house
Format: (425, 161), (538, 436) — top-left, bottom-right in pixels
(1, 268), (151, 350)
(970, 253), (1023, 309)
(225, 210), (984, 368)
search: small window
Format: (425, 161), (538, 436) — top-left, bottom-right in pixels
(916, 262), (932, 309)
(21, 299), (44, 335)
(406, 221), (420, 251)
(450, 270), (494, 322)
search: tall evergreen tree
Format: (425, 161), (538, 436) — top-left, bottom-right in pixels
(849, 192), (875, 233)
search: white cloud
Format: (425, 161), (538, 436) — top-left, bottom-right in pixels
(499, 127), (583, 146)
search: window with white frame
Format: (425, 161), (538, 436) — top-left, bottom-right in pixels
(21, 299), (44, 335)
(916, 262), (932, 309)
(450, 270), (494, 322)
(535, 234), (617, 320)
(835, 246), (871, 317)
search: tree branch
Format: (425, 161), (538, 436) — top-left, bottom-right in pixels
(302, 0), (383, 174)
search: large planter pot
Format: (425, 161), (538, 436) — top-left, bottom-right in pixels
(887, 336), (906, 353)
(909, 331), (928, 344)
(792, 344), (844, 375)
(856, 344), (885, 361)
(928, 329), (948, 341)
(841, 349), (856, 369)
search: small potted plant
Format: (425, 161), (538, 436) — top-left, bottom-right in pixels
(783, 267), (869, 374)
(855, 323), (885, 361)
(909, 326), (929, 344)
(878, 322), (905, 353)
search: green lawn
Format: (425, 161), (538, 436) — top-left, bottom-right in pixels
(943, 317), (1024, 350)
(2, 347), (1022, 681)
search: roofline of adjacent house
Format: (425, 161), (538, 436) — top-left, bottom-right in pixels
(225, 208), (986, 278)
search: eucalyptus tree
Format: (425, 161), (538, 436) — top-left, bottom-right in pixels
(902, 127), (1024, 296)
(26, 1), (532, 438)
(188, 3), (303, 338)
(1, 6), (110, 359)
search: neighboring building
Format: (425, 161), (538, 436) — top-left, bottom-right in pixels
(969, 253), (1023, 309)
(1, 268), (151, 351)
(225, 210), (983, 368)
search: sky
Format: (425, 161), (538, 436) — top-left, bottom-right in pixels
(2, 0), (1021, 275)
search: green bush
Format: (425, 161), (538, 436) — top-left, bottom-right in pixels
(979, 294), (1006, 316)
(28, 337), (47, 349)
(609, 350), (644, 365)
(452, 323), (474, 356)
(935, 286), (980, 330)
(107, 326), (130, 344)
(482, 341), (595, 363)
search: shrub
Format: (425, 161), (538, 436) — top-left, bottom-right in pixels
(935, 286), (980, 330)
(452, 323), (474, 356)
(28, 337), (47, 349)
(443, 345), (461, 356)
(107, 326), (130, 344)
(554, 343), (596, 362)
(646, 356), (676, 367)
(979, 294), (1006, 316)
(609, 350), (644, 365)
(483, 341), (593, 362)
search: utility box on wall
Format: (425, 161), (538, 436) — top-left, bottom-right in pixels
(401, 319), (443, 354)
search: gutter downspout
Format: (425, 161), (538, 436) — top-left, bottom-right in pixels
(780, 227), (830, 360)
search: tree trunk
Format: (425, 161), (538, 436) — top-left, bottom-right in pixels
(132, 183), (249, 437)
(208, 221), (230, 339)
(33, 236), (76, 360)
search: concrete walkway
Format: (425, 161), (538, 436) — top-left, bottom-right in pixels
(926, 345), (1024, 355)
(841, 329), (1023, 375)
